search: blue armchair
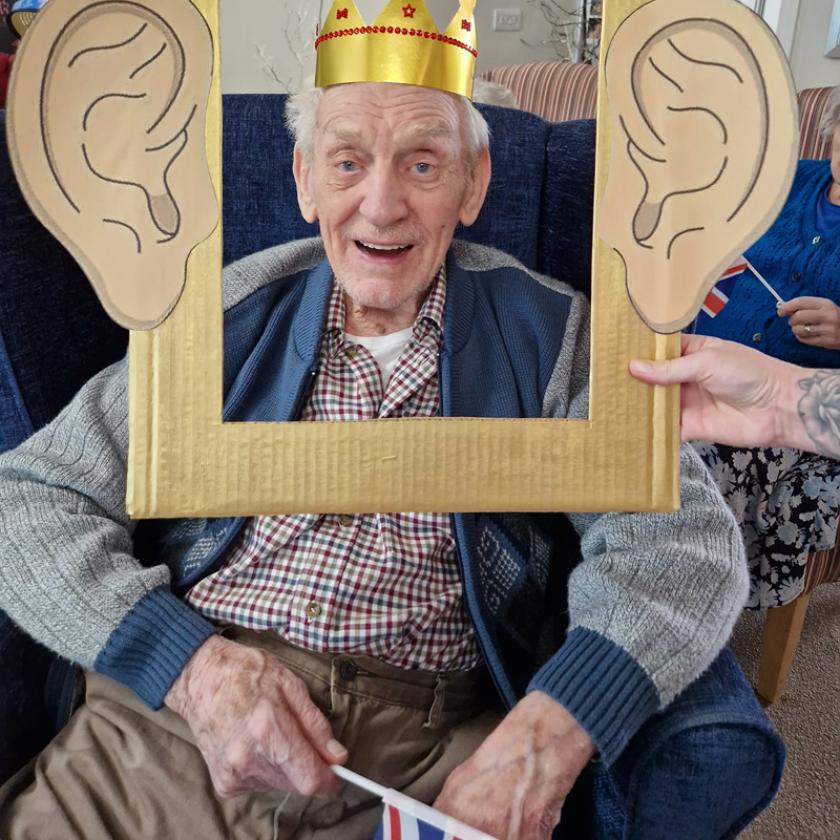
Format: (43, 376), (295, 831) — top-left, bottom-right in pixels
(0, 96), (782, 837)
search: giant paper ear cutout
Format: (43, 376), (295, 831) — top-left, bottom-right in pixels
(7, 0), (218, 331)
(598, 0), (798, 334)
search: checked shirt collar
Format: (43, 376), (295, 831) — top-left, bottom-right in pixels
(323, 267), (446, 359)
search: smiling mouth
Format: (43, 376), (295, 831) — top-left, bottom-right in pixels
(355, 240), (414, 258)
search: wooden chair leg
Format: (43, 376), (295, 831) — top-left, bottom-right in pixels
(756, 593), (812, 705)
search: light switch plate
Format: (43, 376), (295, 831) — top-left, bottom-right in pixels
(493, 8), (523, 31)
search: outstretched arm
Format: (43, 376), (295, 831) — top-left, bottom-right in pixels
(629, 334), (840, 457)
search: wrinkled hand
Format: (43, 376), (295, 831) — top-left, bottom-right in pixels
(629, 334), (796, 447)
(165, 635), (347, 798)
(777, 296), (840, 349)
(433, 692), (594, 840)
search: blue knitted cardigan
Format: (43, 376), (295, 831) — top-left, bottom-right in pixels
(696, 160), (840, 369)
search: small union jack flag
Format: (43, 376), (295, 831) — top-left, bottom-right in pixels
(334, 766), (497, 840)
(699, 259), (748, 318)
(372, 789), (498, 840)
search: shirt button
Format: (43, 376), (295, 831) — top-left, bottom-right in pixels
(338, 514), (354, 527)
(792, 271), (801, 282)
(305, 602), (322, 618)
(752, 333), (763, 343)
(345, 345), (359, 359)
(812, 235), (822, 245)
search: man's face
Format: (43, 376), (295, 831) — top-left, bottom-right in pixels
(293, 83), (490, 318)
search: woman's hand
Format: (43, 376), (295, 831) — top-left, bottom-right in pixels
(629, 335), (794, 446)
(777, 297), (840, 350)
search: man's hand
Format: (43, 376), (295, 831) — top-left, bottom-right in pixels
(433, 692), (594, 840)
(629, 334), (797, 447)
(778, 296), (840, 349)
(164, 635), (347, 798)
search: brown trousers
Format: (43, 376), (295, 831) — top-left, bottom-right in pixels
(0, 628), (502, 840)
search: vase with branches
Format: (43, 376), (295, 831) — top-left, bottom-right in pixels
(525, 0), (602, 64)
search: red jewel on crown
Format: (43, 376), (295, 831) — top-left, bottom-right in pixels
(402, 4), (416, 18)
(461, 19), (471, 31)
(336, 8), (349, 19)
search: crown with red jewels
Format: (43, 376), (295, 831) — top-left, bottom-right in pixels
(315, 0), (478, 98)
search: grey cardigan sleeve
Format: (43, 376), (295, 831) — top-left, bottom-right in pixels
(0, 358), (215, 707)
(532, 291), (749, 761)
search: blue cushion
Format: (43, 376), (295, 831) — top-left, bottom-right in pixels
(458, 103), (550, 269)
(0, 328), (31, 454)
(540, 118), (596, 295)
(0, 110), (128, 438)
(221, 95), (319, 266)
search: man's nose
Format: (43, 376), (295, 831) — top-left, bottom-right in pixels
(358, 166), (408, 228)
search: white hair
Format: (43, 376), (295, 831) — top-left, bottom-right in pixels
(819, 85), (840, 141)
(285, 86), (491, 164)
(472, 78), (519, 110)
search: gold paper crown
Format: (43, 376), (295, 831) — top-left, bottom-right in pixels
(314, 0), (478, 98)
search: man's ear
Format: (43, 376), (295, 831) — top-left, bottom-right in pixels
(458, 148), (491, 228)
(292, 144), (318, 224)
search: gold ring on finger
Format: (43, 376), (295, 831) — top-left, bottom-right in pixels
(804, 324), (813, 335)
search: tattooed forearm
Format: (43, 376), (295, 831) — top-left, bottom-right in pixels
(797, 370), (840, 460)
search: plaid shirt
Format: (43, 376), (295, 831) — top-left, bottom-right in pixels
(187, 270), (481, 671)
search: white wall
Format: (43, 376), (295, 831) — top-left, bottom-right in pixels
(424, 0), (563, 75)
(220, 0), (561, 93)
(788, 0), (840, 89)
(220, 0), (319, 93)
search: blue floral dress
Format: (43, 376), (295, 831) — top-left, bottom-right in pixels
(693, 443), (840, 608)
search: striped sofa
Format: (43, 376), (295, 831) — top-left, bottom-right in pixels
(481, 60), (834, 160)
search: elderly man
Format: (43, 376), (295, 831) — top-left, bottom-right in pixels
(0, 77), (760, 839)
(0, 0), (776, 834)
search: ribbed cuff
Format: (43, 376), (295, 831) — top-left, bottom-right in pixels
(94, 586), (217, 709)
(527, 627), (659, 765)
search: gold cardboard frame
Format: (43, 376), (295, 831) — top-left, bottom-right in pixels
(126, 0), (681, 518)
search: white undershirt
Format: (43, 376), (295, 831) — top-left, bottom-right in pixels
(344, 327), (414, 388)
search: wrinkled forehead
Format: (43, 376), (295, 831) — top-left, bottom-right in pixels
(316, 82), (464, 150)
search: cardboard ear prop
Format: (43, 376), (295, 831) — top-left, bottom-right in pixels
(598, 0), (798, 333)
(6, 0), (799, 517)
(7, 0), (219, 331)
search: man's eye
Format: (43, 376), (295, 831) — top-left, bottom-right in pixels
(338, 161), (357, 172)
(414, 162), (432, 174)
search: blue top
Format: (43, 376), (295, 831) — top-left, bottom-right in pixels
(696, 160), (840, 368)
(816, 182), (840, 236)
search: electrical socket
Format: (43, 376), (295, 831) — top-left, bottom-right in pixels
(493, 8), (522, 32)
